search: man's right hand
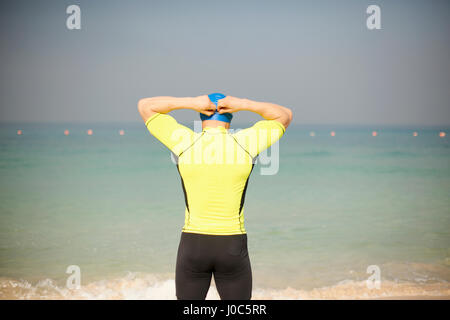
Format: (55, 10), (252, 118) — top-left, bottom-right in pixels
(217, 96), (243, 114)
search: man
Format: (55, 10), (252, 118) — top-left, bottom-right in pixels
(138, 94), (292, 299)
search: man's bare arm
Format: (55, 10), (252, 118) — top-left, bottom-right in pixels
(217, 96), (293, 129)
(137, 95), (216, 122)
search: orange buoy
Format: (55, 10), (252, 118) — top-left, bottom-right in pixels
(372, 131), (377, 137)
(17, 129), (22, 135)
(87, 129), (93, 136)
(330, 131), (336, 137)
(119, 129), (125, 136)
(413, 132), (418, 137)
(439, 132), (446, 138)
(64, 129), (70, 136)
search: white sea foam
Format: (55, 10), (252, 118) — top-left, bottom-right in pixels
(1, 272), (449, 300)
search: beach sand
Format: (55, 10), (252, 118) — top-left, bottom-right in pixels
(373, 295), (450, 300)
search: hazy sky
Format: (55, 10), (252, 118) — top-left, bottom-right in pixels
(0, 0), (449, 125)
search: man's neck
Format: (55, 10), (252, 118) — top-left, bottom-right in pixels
(202, 120), (230, 130)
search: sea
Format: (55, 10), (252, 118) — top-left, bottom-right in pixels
(0, 122), (449, 299)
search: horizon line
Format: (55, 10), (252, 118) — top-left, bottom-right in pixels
(0, 120), (449, 129)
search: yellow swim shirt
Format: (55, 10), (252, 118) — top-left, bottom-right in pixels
(145, 113), (285, 235)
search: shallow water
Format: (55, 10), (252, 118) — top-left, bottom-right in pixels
(0, 122), (449, 299)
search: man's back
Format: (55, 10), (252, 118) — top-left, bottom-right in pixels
(145, 113), (285, 235)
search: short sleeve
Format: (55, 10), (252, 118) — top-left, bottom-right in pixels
(232, 120), (285, 158)
(145, 113), (196, 156)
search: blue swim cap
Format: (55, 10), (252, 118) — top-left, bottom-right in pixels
(199, 93), (233, 123)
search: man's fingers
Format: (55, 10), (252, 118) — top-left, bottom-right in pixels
(202, 110), (214, 116)
(217, 100), (227, 108)
(203, 104), (215, 113)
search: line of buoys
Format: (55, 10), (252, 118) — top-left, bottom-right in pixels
(305, 131), (445, 137)
(60, 129), (126, 136)
(14, 129), (446, 137)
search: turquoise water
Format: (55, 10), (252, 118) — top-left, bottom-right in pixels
(0, 122), (449, 298)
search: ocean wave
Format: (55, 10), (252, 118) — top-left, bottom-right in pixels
(1, 273), (449, 300)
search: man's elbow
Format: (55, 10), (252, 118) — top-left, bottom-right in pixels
(137, 98), (147, 113)
(286, 108), (293, 122)
(138, 98), (154, 117)
(138, 98), (155, 121)
(283, 108), (293, 128)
